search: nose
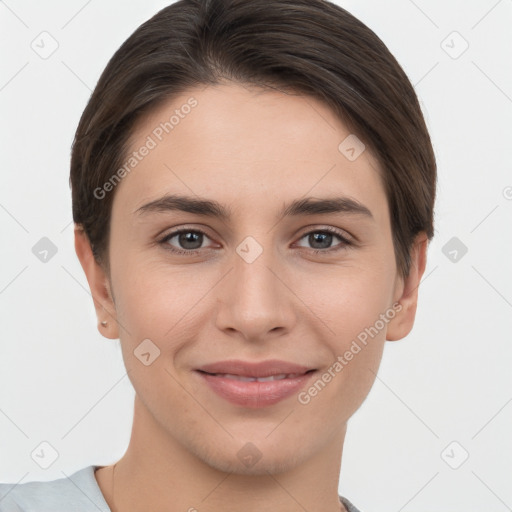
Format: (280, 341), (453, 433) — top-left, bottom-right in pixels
(215, 240), (298, 342)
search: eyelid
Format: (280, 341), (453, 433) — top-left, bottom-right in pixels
(294, 224), (354, 243)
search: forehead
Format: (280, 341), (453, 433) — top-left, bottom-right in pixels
(112, 83), (387, 223)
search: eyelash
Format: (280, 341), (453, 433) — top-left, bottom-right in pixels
(158, 226), (353, 256)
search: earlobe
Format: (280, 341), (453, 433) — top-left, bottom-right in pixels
(386, 232), (428, 341)
(74, 225), (119, 339)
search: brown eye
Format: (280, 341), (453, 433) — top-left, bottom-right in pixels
(160, 229), (212, 254)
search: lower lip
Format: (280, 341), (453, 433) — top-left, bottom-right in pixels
(196, 371), (316, 408)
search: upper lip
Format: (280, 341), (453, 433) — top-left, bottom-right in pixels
(196, 359), (315, 378)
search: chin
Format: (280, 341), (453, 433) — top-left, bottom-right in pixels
(194, 438), (311, 476)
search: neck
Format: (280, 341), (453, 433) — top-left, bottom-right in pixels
(102, 395), (347, 512)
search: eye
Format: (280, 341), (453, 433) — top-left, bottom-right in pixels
(159, 228), (214, 255)
(294, 227), (353, 253)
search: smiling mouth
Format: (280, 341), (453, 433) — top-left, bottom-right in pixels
(197, 370), (315, 382)
(195, 369), (318, 408)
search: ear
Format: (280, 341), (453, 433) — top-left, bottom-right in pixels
(74, 225), (119, 339)
(386, 232), (429, 341)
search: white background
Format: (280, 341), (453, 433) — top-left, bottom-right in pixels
(0, 1), (511, 511)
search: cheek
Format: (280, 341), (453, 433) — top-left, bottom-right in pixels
(111, 250), (198, 337)
(110, 261), (199, 411)
(297, 259), (396, 342)
(291, 265), (394, 418)
(297, 339), (385, 442)
(109, 257), (223, 390)
(295, 275), (390, 426)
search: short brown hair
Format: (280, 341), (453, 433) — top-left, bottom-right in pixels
(70, 0), (436, 278)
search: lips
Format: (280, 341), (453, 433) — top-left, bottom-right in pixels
(195, 359), (316, 408)
(210, 372), (304, 382)
(197, 359), (314, 378)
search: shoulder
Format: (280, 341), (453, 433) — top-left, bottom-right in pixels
(0, 465), (110, 512)
(340, 495), (363, 512)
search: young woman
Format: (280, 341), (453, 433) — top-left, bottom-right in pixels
(0, 0), (436, 510)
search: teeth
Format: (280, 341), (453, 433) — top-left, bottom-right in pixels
(214, 373), (302, 382)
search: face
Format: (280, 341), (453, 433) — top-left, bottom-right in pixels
(78, 83), (424, 475)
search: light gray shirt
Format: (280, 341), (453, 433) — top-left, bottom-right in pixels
(0, 465), (362, 511)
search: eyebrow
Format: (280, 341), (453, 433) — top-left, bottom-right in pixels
(134, 194), (373, 221)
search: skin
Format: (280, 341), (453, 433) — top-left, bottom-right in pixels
(75, 83), (428, 512)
